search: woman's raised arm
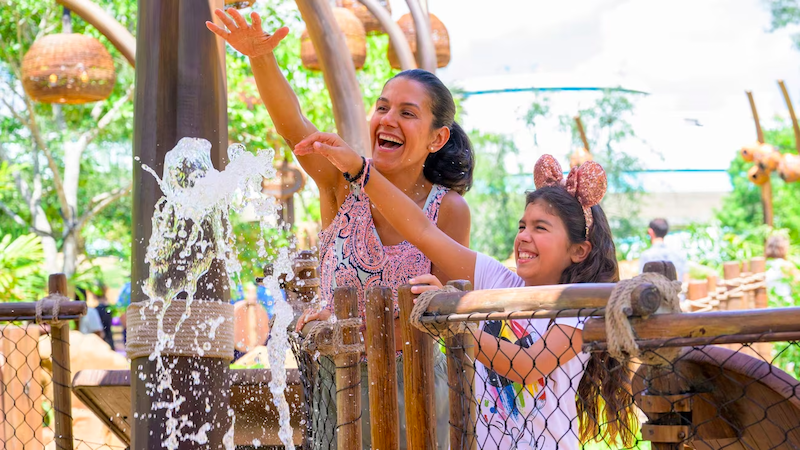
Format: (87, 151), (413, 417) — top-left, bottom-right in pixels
(207, 9), (340, 188)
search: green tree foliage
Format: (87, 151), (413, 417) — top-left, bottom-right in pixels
(0, 233), (44, 301)
(465, 131), (524, 261)
(764, 0), (800, 50)
(0, 0), (136, 294)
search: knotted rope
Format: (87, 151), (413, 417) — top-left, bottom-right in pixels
(301, 317), (364, 356)
(35, 294), (70, 324)
(126, 299), (235, 361)
(606, 273), (682, 364)
(410, 285), (477, 338)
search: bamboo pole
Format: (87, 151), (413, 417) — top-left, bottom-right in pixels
(746, 90), (774, 226)
(404, 0), (437, 72)
(55, 0), (136, 67)
(398, 285), (436, 448)
(778, 80), (800, 153)
(574, 116), (590, 152)
(0, 302), (85, 321)
(334, 287), (361, 450)
(582, 306), (800, 345)
(295, 0), (371, 156)
(445, 280), (477, 450)
(357, 0), (417, 70)
(364, 286), (399, 450)
(48, 274), (74, 450)
(425, 283), (663, 317)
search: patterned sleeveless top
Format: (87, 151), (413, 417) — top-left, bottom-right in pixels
(318, 184), (449, 321)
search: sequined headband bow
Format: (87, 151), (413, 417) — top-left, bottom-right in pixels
(533, 154), (607, 236)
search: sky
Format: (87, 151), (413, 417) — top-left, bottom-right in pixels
(387, 0), (800, 191)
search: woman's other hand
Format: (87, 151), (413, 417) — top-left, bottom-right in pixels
(294, 132), (364, 176)
(206, 9), (289, 58)
(409, 273), (444, 295)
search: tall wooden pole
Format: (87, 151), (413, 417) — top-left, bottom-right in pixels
(130, 1), (230, 448)
(746, 91), (774, 226)
(357, 0), (417, 70)
(405, 0), (437, 72)
(334, 287), (362, 450)
(778, 80), (800, 153)
(295, 0), (371, 156)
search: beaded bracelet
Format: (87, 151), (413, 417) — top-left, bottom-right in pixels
(343, 156), (366, 183)
(361, 158), (372, 189)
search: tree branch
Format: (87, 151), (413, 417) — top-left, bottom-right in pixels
(80, 85), (135, 148)
(0, 200), (29, 229)
(74, 183), (132, 232)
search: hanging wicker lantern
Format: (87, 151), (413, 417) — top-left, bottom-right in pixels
(224, 0), (256, 9)
(21, 33), (116, 105)
(301, 7), (366, 71)
(747, 165), (770, 185)
(779, 153), (800, 183)
(336, 0), (391, 35)
(387, 13), (451, 69)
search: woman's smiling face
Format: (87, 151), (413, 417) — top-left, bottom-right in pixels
(369, 77), (440, 175)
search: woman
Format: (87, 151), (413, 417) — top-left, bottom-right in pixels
(207, 9), (474, 449)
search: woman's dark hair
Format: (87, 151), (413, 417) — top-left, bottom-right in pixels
(525, 186), (638, 448)
(390, 69), (474, 195)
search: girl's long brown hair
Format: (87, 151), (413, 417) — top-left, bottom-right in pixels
(526, 186), (638, 448)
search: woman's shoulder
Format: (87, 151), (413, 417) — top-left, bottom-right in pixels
(437, 188), (470, 221)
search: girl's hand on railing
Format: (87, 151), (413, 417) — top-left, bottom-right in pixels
(295, 307), (332, 333)
(206, 9), (288, 59)
(409, 274), (444, 296)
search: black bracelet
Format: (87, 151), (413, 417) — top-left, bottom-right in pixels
(343, 156), (366, 183)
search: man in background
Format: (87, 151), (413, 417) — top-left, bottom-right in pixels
(639, 218), (688, 282)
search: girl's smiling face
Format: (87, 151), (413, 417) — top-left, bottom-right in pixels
(515, 199), (592, 286)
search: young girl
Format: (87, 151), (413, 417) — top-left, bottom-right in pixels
(294, 133), (638, 449)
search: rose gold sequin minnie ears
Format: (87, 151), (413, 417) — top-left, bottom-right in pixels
(533, 154), (608, 236)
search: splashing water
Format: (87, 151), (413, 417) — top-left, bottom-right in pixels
(139, 137), (296, 449)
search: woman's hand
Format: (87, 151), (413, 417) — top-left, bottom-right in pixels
(294, 307), (332, 333)
(206, 9), (289, 59)
(294, 132), (364, 176)
(409, 274), (444, 295)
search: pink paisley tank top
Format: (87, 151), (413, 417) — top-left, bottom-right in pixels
(318, 184), (449, 321)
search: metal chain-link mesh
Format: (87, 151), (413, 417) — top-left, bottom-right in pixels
(0, 321), (53, 449)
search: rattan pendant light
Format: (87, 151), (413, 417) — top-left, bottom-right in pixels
(21, 33), (116, 105)
(301, 7), (367, 71)
(336, 0), (391, 35)
(387, 13), (450, 69)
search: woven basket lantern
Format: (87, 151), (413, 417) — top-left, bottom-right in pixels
(22, 33), (115, 105)
(387, 13), (450, 69)
(336, 0), (391, 35)
(301, 7), (366, 71)
(224, 0), (255, 9)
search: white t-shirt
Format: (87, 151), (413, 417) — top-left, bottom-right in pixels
(79, 307), (104, 335)
(473, 252), (590, 450)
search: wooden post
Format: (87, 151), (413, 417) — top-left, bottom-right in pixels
(334, 287), (361, 450)
(778, 80), (800, 153)
(130, 1), (231, 448)
(722, 262), (741, 311)
(404, 0), (437, 72)
(707, 274), (718, 310)
(398, 285), (436, 448)
(574, 115), (590, 153)
(446, 280), (477, 450)
(746, 90), (774, 226)
(49, 274), (74, 450)
(295, 0), (371, 156)
(686, 279), (708, 312)
(750, 257), (772, 356)
(364, 286), (399, 450)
